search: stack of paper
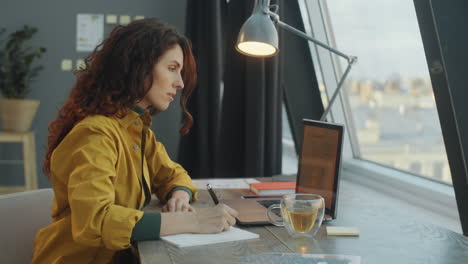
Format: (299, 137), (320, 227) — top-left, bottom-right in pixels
(235, 253), (361, 264)
(192, 179), (260, 189)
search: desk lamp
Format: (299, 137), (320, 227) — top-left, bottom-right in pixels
(236, 0), (357, 121)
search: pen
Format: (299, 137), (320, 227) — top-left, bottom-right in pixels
(206, 184), (219, 205)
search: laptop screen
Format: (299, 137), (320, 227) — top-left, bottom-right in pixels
(295, 119), (344, 219)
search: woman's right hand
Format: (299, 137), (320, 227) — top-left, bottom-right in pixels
(192, 204), (238, 233)
(160, 204), (238, 236)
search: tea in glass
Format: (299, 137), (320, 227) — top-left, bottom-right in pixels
(267, 194), (324, 237)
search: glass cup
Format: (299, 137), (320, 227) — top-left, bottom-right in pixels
(267, 194), (325, 237)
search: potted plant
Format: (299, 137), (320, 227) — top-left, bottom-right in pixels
(0, 25), (46, 132)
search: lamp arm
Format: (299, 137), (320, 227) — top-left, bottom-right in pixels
(266, 10), (358, 121)
(267, 11), (353, 62)
(320, 60), (355, 121)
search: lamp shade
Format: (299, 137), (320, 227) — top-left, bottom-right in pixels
(236, 3), (278, 57)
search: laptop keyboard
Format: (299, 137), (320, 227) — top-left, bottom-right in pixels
(257, 200), (281, 217)
(256, 200), (280, 209)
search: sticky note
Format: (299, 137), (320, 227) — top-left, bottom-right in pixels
(134, 15), (145, 20)
(106, 15), (117, 24)
(61, 59), (72, 71)
(76, 59), (86, 70)
(120, 15), (131, 25)
(326, 226), (360, 236)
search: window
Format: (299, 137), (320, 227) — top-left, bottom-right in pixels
(409, 162), (422, 175)
(301, 0), (452, 184)
(433, 161), (444, 181)
(282, 104), (299, 174)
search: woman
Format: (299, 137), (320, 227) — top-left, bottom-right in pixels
(32, 18), (237, 263)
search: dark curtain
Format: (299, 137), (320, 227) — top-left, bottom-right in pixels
(215, 0), (283, 178)
(178, 0), (225, 178)
(180, 0), (283, 179)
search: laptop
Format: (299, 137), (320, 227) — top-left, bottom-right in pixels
(222, 119), (344, 225)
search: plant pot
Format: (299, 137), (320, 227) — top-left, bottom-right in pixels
(0, 99), (40, 132)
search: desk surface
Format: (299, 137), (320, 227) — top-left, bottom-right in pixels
(138, 178), (468, 264)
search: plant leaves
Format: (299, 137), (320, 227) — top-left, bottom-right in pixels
(0, 25), (46, 99)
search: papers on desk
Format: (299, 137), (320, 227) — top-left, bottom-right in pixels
(192, 178), (260, 189)
(161, 227), (259, 248)
(234, 253), (361, 264)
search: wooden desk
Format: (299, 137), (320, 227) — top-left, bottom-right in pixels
(0, 131), (38, 191)
(138, 178), (468, 264)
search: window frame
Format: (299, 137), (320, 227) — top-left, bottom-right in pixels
(297, 0), (358, 161)
(296, 0), (459, 224)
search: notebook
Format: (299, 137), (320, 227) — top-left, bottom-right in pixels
(161, 227), (259, 248)
(222, 119), (344, 225)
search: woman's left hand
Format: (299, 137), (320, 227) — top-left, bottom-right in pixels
(162, 190), (194, 212)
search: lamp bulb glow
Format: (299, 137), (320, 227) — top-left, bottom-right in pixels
(237, 41), (277, 57)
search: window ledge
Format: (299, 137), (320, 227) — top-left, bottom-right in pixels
(342, 159), (459, 221)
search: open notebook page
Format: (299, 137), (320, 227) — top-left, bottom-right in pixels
(161, 227), (259, 248)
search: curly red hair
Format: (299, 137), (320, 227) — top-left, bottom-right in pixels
(44, 18), (197, 176)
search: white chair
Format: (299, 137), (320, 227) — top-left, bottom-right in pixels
(0, 188), (54, 263)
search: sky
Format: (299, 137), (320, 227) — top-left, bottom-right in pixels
(325, 0), (430, 81)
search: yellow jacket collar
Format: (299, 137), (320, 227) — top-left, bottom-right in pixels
(116, 106), (152, 128)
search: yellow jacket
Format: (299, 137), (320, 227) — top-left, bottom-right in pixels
(32, 110), (198, 263)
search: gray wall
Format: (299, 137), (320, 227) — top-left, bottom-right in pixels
(0, 0), (187, 188)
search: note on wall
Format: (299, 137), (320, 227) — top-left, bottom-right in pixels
(76, 14), (104, 52)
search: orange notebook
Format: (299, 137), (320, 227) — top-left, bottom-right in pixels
(250, 182), (296, 195)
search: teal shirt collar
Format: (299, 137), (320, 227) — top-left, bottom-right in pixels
(130, 105), (148, 116)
